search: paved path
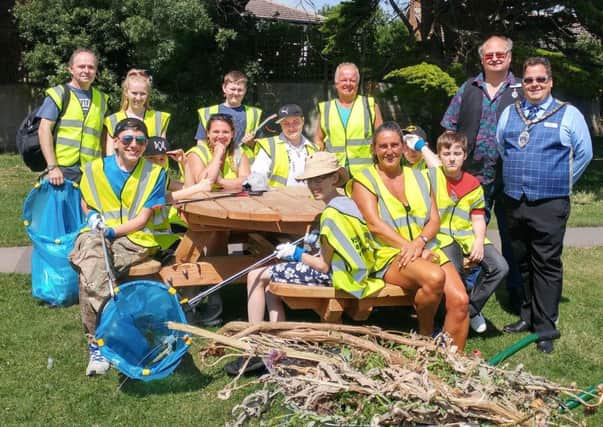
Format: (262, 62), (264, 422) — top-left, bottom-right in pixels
(2, 227), (603, 274)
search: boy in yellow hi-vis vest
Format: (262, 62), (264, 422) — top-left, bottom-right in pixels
(406, 130), (509, 334)
(69, 118), (166, 377)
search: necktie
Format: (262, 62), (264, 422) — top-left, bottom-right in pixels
(527, 105), (539, 120)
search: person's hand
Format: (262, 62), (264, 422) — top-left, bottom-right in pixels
(241, 133), (256, 146)
(87, 212), (105, 232)
(275, 243), (304, 262)
(104, 227), (116, 240)
(469, 241), (484, 263)
(421, 248), (440, 264)
(397, 238), (424, 268)
(403, 134), (426, 152)
(212, 142), (227, 158)
(167, 149), (186, 164)
(303, 229), (321, 252)
(48, 167), (64, 186)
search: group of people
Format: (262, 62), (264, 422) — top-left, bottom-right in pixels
(36, 33), (592, 377)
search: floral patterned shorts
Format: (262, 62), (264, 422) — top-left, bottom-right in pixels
(270, 262), (332, 286)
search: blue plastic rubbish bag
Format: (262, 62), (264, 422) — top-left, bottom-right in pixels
(96, 280), (190, 381)
(22, 179), (84, 306)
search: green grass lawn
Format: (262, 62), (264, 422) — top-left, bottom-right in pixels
(1, 246), (602, 425)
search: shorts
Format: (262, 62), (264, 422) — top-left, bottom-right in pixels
(270, 262), (331, 286)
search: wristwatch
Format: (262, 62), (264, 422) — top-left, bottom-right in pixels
(419, 235), (429, 244)
(47, 164), (58, 171)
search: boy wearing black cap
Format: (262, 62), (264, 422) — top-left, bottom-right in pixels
(69, 118), (167, 376)
(250, 104), (317, 187)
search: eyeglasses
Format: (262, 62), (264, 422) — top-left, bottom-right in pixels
(483, 51), (508, 61)
(523, 76), (549, 84)
(127, 68), (152, 83)
(119, 135), (147, 146)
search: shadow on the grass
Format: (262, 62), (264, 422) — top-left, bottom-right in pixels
(119, 353), (211, 396)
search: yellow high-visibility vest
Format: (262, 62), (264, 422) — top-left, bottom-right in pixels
(320, 196), (385, 298)
(46, 85), (108, 167)
(353, 165), (451, 268)
(104, 110), (170, 138)
(318, 96), (376, 178)
(79, 157), (163, 248)
(430, 167), (490, 254)
(186, 143), (238, 180)
(256, 136), (316, 187)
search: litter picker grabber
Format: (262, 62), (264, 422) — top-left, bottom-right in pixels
(253, 113), (278, 138)
(186, 236), (305, 309)
(154, 189), (266, 209)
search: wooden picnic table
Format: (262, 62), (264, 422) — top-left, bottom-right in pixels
(159, 187), (324, 288)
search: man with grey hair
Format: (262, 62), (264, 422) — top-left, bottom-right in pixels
(440, 35), (523, 314)
(314, 62), (383, 178)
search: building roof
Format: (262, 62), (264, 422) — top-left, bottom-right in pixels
(245, 0), (325, 24)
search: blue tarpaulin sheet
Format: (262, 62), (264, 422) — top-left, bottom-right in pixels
(22, 179), (84, 306)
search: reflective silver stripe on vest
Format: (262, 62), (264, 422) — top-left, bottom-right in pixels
(203, 108), (211, 125)
(81, 146), (102, 158)
(84, 162), (102, 211)
(154, 112), (162, 136)
(326, 144), (345, 153)
(109, 115), (118, 133)
(60, 119), (83, 128)
(323, 217), (368, 285)
(411, 168), (431, 224)
(323, 101), (331, 136)
(128, 161), (155, 219)
(451, 207), (471, 222)
(451, 229), (474, 237)
(347, 138), (370, 146)
(250, 107), (258, 129)
(271, 175), (287, 186)
(348, 158), (373, 165)
(440, 206), (455, 219)
(153, 209), (168, 225)
(267, 137), (277, 176)
(99, 94), (107, 117)
(361, 96), (370, 139)
(331, 259), (363, 298)
(361, 169), (399, 230)
(56, 137), (80, 148)
(83, 126), (101, 137)
(329, 196), (364, 220)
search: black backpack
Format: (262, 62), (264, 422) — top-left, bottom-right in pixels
(16, 85), (71, 172)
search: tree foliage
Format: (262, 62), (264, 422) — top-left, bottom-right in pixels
(12, 0), (261, 145)
(383, 62), (458, 138)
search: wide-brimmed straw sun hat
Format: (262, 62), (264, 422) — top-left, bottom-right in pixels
(296, 151), (348, 186)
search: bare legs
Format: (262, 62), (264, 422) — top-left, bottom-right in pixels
(441, 262), (469, 351)
(246, 266), (285, 323)
(384, 257), (444, 336)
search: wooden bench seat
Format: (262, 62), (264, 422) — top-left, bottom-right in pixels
(268, 282), (414, 323)
(125, 258), (162, 280)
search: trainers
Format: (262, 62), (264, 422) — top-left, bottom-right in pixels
(86, 344), (110, 376)
(470, 313), (487, 334)
(224, 356), (265, 376)
(198, 293), (223, 326)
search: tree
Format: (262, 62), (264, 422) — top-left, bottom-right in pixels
(12, 0), (262, 145)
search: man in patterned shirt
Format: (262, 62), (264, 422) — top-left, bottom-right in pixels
(441, 35), (522, 310)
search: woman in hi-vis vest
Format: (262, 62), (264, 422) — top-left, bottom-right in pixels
(104, 69), (171, 155)
(184, 113), (250, 192)
(351, 122), (470, 351)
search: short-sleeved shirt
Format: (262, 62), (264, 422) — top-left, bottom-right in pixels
(251, 134), (314, 187)
(103, 155), (166, 209)
(335, 103), (352, 128)
(440, 72), (519, 185)
(194, 104), (247, 145)
(446, 172), (485, 216)
(36, 85), (92, 121)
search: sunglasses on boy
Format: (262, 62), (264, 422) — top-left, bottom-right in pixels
(119, 135), (147, 146)
(522, 76), (550, 85)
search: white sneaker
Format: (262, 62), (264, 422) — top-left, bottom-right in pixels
(86, 344), (110, 376)
(470, 313), (487, 334)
